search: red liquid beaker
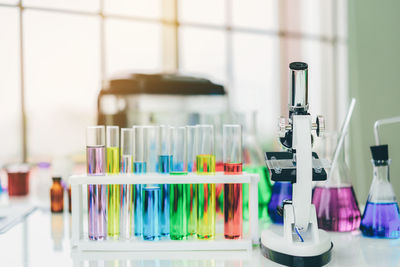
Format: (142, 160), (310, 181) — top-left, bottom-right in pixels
(6, 164), (31, 196)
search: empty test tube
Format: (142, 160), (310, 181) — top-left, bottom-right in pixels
(86, 126), (106, 240)
(106, 126), (120, 239)
(223, 124), (243, 239)
(120, 128), (134, 239)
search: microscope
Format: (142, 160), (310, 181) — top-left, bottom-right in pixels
(261, 62), (333, 266)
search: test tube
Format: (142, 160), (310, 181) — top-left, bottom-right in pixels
(186, 125), (197, 236)
(195, 124), (216, 239)
(158, 125), (170, 238)
(106, 126), (120, 239)
(170, 127), (188, 240)
(143, 186), (160, 241)
(86, 126), (106, 240)
(223, 124), (243, 239)
(133, 126), (146, 238)
(120, 128), (134, 239)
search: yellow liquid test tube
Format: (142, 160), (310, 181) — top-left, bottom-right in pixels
(106, 126), (120, 239)
(196, 154), (216, 239)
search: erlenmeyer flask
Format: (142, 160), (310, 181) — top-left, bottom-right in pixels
(360, 145), (400, 238)
(312, 144), (361, 231)
(240, 112), (272, 221)
(268, 181), (292, 224)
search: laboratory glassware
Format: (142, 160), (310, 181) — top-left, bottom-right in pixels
(86, 126), (106, 240)
(170, 127), (188, 240)
(133, 126), (146, 237)
(240, 112), (272, 221)
(268, 182), (292, 224)
(195, 124), (216, 239)
(158, 125), (170, 238)
(143, 186), (161, 241)
(106, 126), (120, 239)
(223, 124), (243, 239)
(360, 145), (400, 238)
(186, 125), (197, 236)
(6, 164), (31, 196)
(50, 177), (64, 213)
(120, 128), (134, 239)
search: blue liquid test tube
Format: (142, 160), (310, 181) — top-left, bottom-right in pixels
(158, 125), (171, 237)
(143, 186), (161, 241)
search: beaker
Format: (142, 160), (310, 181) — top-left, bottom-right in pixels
(360, 145), (400, 238)
(312, 137), (361, 232)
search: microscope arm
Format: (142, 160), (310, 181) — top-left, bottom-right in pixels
(292, 115), (313, 231)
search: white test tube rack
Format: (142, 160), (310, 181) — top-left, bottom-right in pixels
(71, 172), (259, 252)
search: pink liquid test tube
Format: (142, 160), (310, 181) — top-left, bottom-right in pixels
(86, 126), (107, 240)
(223, 124), (243, 239)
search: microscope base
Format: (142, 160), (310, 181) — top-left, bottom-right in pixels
(260, 226), (332, 267)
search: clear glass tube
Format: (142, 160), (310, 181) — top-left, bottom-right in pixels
(195, 124), (216, 239)
(170, 127), (188, 240)
(223, 124), (243, 239)
(143, 186), (160, 241)
(86, 126), (106, 240)
(120, 128), (134, 239)
(106, 126), (120, 239)
(132, 126), (146, 238)
(186, 125), (197, 236)
(158, 125), (170, 238)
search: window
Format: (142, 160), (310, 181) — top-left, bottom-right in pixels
(0, 0), (347, 162)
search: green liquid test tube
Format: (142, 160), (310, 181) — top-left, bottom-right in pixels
(106, 126), (120, 239)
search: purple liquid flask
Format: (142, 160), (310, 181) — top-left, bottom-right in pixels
(360, 145), (400, 238)
(268, 182), (292, 224)
(312, 147), (361, 232)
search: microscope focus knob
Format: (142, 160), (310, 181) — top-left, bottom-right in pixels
(314, 115), (325, 137)
(279, 117), (290, 137)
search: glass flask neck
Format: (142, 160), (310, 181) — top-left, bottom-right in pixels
(372, 160), (390, 182)
(367, 159), (396, 203)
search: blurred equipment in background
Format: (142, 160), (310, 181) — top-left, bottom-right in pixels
(360, 117), (400, 239)
(50, 177), (64, 213)
(6, 164), (31, 196)
(97, 73), (226, 127)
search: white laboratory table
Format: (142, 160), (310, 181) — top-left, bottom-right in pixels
(0, 207), (399, 267)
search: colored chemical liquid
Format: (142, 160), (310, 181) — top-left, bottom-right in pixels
(158, 155), (172, 174)
(107, 147), (119, 173)
(197, 183), (216, 239)
(88, 184), (106, 240)
(170, 162), (187, 175)
(121, 155), (133, 173)
(242, 165), (272, 221)
(170, 184), (188, 240)
(223, 163), (243, 239)
(7, 171), (30, 196)
(143, 186), (160, 241)
(360, 202), (400, 238)
(215, 161), (224, 215)
(186, 184), (197, 236)
(268, 182), (292, 224)
(86, 146), (106, 240)
(50, 179), (64, 213)
(133, 162), (146, 237)
(106, 147), (120, 239)
(120, 184), (132, 239)
(312, 186), (361, 232)
(87, 146), (105, 175)
(196, 155), (216, 174)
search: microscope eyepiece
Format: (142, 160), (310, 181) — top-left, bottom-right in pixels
(289, 61), (308, 113)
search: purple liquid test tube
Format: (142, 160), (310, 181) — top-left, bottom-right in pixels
(86, 126), (107, 240)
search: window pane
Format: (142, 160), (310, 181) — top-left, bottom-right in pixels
(232, 33), (280, 140)
(23, 0), (99, 12)
(281, 0), (334, 38)
(337, 0), (348, 39)
(105, 19), (162, 77)
(179, 26), (226, 85)
(179, 0), (226, 26)
(0, 7), (21, 163)
(24, 11), (100, 159)
(232, 0), (279, 31)
(104, 0), (161, 18)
